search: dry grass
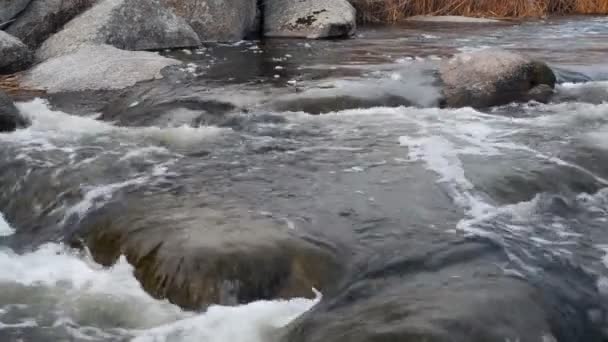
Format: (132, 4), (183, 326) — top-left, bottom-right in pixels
(0, 74), (45, 98)
(351, 0), (608, 23)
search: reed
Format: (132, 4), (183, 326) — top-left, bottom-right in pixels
(0, 74), (45, 98)
(351, 0), (608, 23)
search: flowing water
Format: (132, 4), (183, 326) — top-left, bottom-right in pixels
(2, 17), (608, 341)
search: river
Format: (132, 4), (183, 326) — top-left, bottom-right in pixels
(1, 16), (608, 341)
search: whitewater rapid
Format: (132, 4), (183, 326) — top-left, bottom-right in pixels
(0, 240), (318, 341)
(1, 34), (608, 339)
(0, 100), (319, 341)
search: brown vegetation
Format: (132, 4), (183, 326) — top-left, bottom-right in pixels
(0, 74), (45, 98)
(350, 0), (608, 23)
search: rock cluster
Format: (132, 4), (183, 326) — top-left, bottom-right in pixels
(0, 0), (356, 93)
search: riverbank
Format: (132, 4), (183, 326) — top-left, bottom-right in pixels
(351, 0), (608, 23)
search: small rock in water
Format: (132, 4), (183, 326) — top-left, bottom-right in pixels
(0, 90), (29, 132)
(275, 66), (284, 70)
(440, 49), (556, 108)
(274, 74), (281, 79)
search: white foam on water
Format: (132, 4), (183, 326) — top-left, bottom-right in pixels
(0, 241), (318, 341)
(355, 103), (608, 268)
(558, 81), (608, 90)
(584, 124), (608, 151)
(135, 125), (229, 150)
(0, 319), (37, 329)
(0, 243), (186, 331)
(399, 134), (490, 216)
(0, 213), (14, 237)
(15, 99), (114, 136)
(134, 293), (320, 342)
(8, 99), (229, 151)
(61, 177), (148, 225)
(511, 102), (608, 128)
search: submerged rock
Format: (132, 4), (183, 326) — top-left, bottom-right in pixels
(439, 49), (556, 108)
(0, 0), (31, 25)
(0, 91), (29, 132)
(100, 83), (237, 127)
(264, 0), (356, 39)
(162, 0), (259, 41)
(21, 44), (180, 92)
(5, 0), (98, 49)
(0, 30), (33, 74)
(78, 194), (344, 310)
(36, 0), (200, 61)
(280, 240), (604, 342)
(272, 94), (412, 114)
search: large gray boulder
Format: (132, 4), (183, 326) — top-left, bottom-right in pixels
(5, 0), (98, 49)
(36, 0), (201, 61)
(281, 240), (604, 342)
(0, 0), (31, 25)
(0, 30), (33, 74)
(0, 90), (28, 132)
(161, 0), (258, 42)
(264, 0), (356, 39)
(22, 44), (180, 92)
(439, 50), (556, 108)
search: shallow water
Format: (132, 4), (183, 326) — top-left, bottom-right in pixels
(2, 16), (608, 341)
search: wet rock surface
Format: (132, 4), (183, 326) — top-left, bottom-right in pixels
(439, 49), (556, 108)
(0, 30), (33, 74)
(76, 194), (345, 309)
(0, 90), (28, 131)
(99, 82), (238, 127)
(264, 0), (356, 39)
(5, 0), (98, 49)
(36, 0), (200, 61)
(280, 239), (605, 342)
(161, 0), (259, 42)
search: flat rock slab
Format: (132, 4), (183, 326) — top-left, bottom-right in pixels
(0, 30), (33, 74)
(408, 15), (503, 23)
(0, 0), (31, 24)
(6, 0), (98, 49)
(162, 0), (258, 42)
(264, 0), (356, 39)
(21, 45), (180, 92)
(36, 0), (200, 61)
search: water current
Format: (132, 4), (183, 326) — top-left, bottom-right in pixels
(1, 16), (608, 341)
